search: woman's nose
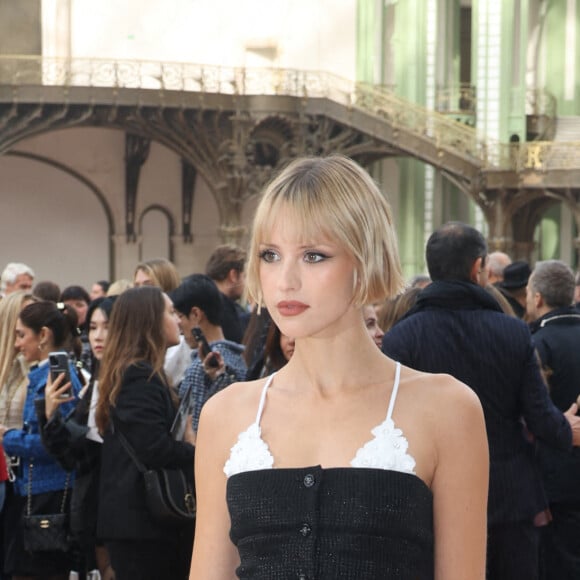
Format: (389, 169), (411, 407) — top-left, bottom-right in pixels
(278, 260), (300, 291)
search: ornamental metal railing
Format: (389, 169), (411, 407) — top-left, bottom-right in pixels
(0, 55), (578, 172)
(0, 56), (491, 164)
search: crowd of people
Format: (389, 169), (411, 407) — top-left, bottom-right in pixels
(0, 155), (578, 579)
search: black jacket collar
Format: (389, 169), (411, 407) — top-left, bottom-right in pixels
(405, 280), (504, 319)
(529, 305), (580, 333)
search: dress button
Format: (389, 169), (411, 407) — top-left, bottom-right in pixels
(299, 523), (312, 537)
(298, 575), (307, 580)
(303, 473), (315, 488)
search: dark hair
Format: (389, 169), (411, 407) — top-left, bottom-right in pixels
(60, 285), (91, 304)
(96, 280), (110, 293)
(426, 222), (487, 282)
(86, 296), (117, 376)
(263, 322), (289, 374)
(19, 300), (80, 353)
(33, 280), (61, 302)
(96, 286), (170, 433)
(205, 244), (247, 282)
(242, 308), (272, 375)
(170, 274), (223, 326)
(86, 296), (116, 329)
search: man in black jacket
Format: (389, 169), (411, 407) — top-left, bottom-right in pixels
(382, 222), (580, 580)
(205, 244), (249, 343)
(527, 259), (580, 579)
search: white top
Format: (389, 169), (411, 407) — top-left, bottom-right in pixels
(224, 361), (416, 477)
(86, 379), (103, 443)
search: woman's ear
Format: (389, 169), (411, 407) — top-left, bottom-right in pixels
(39, 326), (54, 351)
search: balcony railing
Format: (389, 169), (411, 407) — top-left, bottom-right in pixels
(0, 56), (578, 173)
(0, 55), (491, 165)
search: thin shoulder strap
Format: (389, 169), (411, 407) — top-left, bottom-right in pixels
(255, 372), (276, 424)
(114, 421), (146, 473)
(386, 362), (402, 422)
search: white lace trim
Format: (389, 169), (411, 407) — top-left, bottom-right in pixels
(224, 422), (274, 477)
(350, 417), (416, 474)
(224, 417), (416, 477)
(224, 362), (416, 478)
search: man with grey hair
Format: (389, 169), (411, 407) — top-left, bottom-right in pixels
(0, 262), (35, 295)
(486, 251), (512, 285)
(527, 259), (580, 579)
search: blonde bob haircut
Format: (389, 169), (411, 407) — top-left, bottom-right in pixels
(133, 258), (180, 293)
(246, 155), (405, 309)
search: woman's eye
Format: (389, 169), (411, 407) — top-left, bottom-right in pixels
(259, 250), (279, 263)
(304, 252), (326, 263)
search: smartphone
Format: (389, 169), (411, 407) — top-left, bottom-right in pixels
(191, 326), (220, 368)
(48, 351), (72, 398)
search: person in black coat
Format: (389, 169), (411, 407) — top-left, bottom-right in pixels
(37, 297), (116, 579)
(527, 260), (580, 579)
(382, 222), (580, 580)
(95, 287), (196, 580)
(205, 244), (249, 343)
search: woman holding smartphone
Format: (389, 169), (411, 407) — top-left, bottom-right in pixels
(0, 300), (83, 579)
(39, 297), (117, 580)
(95, 286), (196, 580)
(190, 156), (489, 580)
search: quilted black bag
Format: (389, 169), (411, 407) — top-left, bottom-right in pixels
(22, 461), (71, 553)
(117, 430), (195, 526)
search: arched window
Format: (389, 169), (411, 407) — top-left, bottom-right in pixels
(140, 205), (174, 262)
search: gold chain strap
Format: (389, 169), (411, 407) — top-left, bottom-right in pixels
(26, 459), (71, 516)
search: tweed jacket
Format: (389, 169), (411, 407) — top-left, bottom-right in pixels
(3, 359), (82, 495)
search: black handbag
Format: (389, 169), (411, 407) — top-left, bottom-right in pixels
(116, 429), (195, 526)
(22, 460), (71, 553)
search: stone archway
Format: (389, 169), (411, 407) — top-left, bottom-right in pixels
(0, 151), (113, 287)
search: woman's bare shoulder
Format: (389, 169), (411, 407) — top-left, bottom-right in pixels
(400, 365), (483, 419)
(199, 377), (268, 434)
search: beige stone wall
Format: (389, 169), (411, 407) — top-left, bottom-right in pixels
(0, 127), (231, 290)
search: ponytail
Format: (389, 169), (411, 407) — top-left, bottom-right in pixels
(19, 300), (81, 354)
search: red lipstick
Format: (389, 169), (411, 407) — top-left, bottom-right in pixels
(277, 301), (309, 316)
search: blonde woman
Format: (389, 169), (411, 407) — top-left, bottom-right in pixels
(0, 292), (38, 432)
(133, 258), (180, 293)
(190, 156), (488, 579)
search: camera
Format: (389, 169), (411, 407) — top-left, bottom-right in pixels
(48, 351), (72, 398)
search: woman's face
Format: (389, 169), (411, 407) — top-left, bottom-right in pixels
(15, 318), (42, 363)
(64, 299), (89, 326)
(258, 209), (358, 341)
(162, 294), (181, 348)
(88, 307), (108, 361)
(363, 305), (384, 349)
(279, 333), (295, 361)
(134, 268), (154, 287)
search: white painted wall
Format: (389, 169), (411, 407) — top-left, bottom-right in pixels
(42, 0), (357, 80)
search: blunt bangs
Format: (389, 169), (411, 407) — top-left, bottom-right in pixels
(246, 156), (404, 308)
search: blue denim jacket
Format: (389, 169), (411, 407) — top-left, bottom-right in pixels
(3, 359), (82, 496)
